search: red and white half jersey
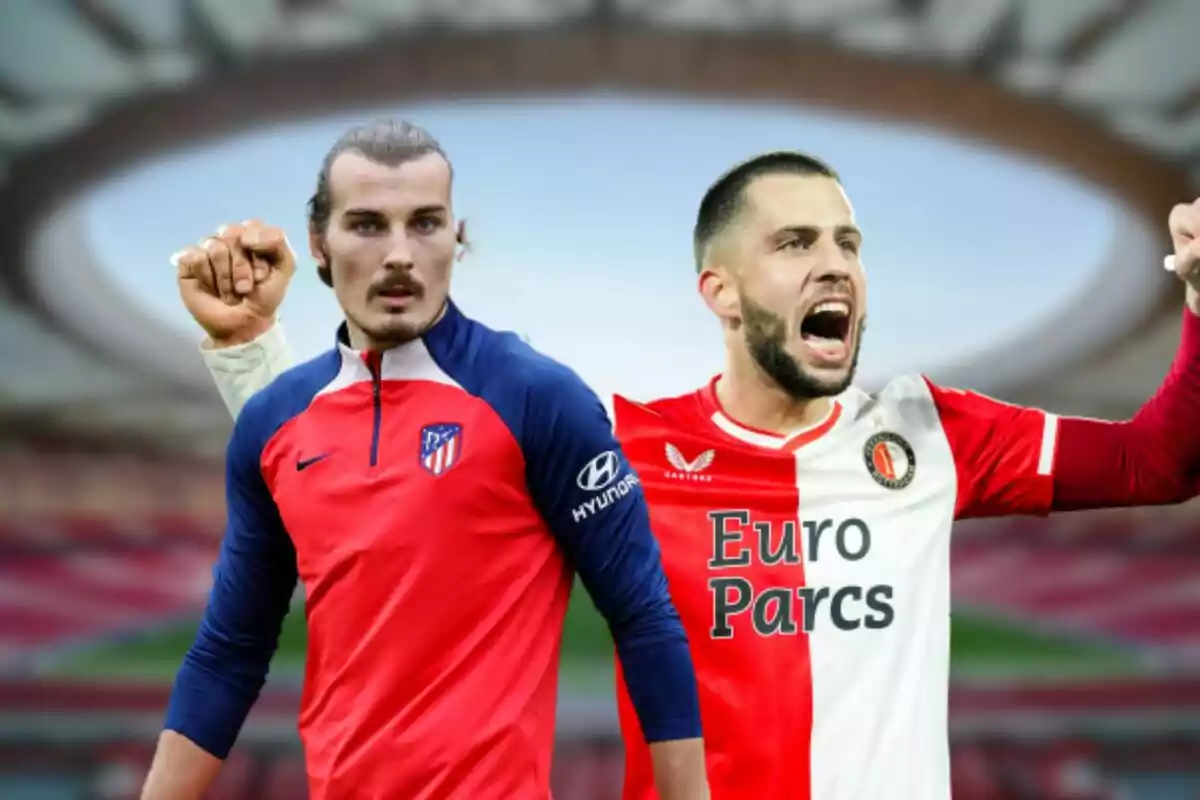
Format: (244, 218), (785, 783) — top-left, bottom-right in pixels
(613, 374), (1059, 800)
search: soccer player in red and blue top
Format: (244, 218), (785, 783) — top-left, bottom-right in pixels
(143, 120), (710, 800)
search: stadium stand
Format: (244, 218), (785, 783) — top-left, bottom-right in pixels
(0, 445), (222, 672)
(9, 736), (1194, 799)
(954, 506), (1200, 665)
(2, 679), (1199, 798)
(0, 300), (133, 409)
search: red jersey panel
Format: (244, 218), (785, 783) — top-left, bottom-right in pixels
(263, 376), (569, 798)
(614, 388), (816, 800)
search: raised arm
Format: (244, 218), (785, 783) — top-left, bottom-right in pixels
(934, 199), (1200, 519)
(929, 308), (1197, 519)
(174, 221), (299, 419)
(142, 397), (299, 799)
(522, 364), (708, 800)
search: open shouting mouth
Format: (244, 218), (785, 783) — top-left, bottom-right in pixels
(799, 298), (853, 365)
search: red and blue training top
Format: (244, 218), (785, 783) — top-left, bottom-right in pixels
(164, 300), (701, 799)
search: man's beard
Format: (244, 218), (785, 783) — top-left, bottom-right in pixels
(741, 295), (863, 400)
(357, 315), (426, 345)
(348, 301), (444, 347)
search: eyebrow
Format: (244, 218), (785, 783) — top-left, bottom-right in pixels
(774, 224), (862, 240)
(343, 204), (448, 217)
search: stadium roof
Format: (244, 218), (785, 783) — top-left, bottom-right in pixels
(0, 0), (1197, 451)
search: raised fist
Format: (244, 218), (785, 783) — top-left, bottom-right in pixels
(173, 220), (296, 346)
(1169, 200), (1200, 279)
(1166, 198), (1200, 315)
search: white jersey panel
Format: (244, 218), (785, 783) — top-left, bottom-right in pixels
(800, 375), (959, 800)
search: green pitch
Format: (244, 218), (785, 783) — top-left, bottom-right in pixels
(46, 585), (1138, 685)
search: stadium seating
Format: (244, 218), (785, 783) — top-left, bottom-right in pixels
(0, 447), (223, 670)
(952, 504), (1200, 664)
(0, 549), (215, 658)
(1, 731), (1198, 799)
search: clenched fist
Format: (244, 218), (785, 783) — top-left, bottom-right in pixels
(1167, 198), (1200, 315)
(173, 220), (296, 346)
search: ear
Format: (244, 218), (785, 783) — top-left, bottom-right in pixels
(309, 222), (334, 287)
(698, 263), (740, 324)
(455, 219), (470, 262)
(307, 222), (326, 269)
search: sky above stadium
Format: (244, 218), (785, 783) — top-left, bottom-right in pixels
(80, 94), (1120, 401)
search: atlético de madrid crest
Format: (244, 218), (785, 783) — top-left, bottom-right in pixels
(420, 423), (462, 476)
(863, 431), (916, 490)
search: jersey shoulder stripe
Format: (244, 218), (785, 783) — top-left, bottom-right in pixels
(424, 309), (609, 454)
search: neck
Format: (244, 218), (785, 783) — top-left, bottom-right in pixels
(716, 346), (834, 435)
(345, 324), (399, 352)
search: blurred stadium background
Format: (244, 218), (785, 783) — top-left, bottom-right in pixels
(1, 0), (1199, 798)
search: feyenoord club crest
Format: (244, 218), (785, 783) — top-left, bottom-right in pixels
(863, 431), (915, 490)
(420, 423), (462, 476)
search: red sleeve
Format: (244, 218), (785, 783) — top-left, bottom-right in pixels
(925, 379), (1057, 520)
(1051, 307), (1200, 511)
(930, 307), (1200, 520)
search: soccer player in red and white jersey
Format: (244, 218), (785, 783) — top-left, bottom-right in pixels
(608, 153), (1200, 800)
(191, 150), (1200, 800)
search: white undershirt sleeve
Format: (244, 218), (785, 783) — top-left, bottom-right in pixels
(199, 322), (295, 420)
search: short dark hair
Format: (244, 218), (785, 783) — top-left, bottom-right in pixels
(308, 119), (451, 286)
(693, 151), (839, 271)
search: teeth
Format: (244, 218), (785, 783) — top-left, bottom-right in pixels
(811, 300), (849, 317)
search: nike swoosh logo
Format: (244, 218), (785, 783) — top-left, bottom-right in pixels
(296, 453), (331, 472)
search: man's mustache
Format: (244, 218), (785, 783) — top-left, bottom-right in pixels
(368, 275), (424, 300)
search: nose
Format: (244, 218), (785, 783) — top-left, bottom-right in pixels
(383, 231), (415, 270)
(811, 261), (853, 289)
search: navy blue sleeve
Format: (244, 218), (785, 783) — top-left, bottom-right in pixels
(523, 367), (702, 743)
(163, 396), (298, 758)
